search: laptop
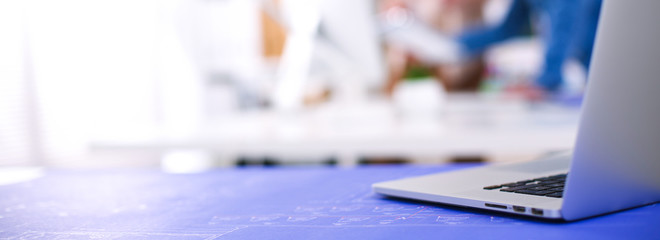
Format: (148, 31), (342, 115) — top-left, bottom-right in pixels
(372, 0), (660, 221)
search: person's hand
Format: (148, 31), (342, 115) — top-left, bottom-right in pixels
(506, 82), (548, 102)
(380, 0), (407, 12)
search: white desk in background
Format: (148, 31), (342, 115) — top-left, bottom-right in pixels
(91, 93), (581, 167)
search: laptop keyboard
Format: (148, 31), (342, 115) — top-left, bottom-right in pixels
(483, 173), (567, 198)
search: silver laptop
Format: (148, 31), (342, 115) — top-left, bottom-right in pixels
(373, 0), (660, 221)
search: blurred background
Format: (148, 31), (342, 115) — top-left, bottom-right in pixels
(0, 0), (600, 172)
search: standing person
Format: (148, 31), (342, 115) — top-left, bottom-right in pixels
(458, 0), (602, 96)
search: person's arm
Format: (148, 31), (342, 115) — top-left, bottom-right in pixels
(458, 0), (531, 55)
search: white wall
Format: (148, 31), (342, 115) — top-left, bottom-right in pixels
(0, 0), (262, 167)
(0, 0), (39, 166)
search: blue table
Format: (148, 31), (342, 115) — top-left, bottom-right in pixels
(1, 164), (659, 239)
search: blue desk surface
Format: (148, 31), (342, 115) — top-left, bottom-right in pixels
(1, 164), (659, 239)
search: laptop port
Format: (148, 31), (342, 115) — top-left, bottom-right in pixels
(531, 208), (544, 216)
(512, 206), (526, 213)
(484, 203), (507, 210)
